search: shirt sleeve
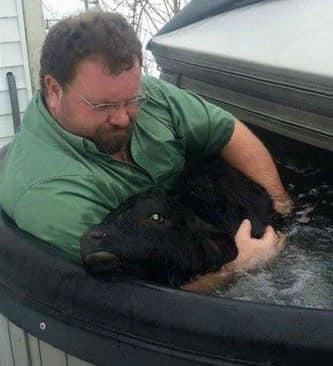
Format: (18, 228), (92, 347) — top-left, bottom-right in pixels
(12, 175), (115, 259)
(144, 76), (235, 157)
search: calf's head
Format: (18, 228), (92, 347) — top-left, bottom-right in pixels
(80, 188), (237, 286)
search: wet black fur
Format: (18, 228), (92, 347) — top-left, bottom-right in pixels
(81, 158), (277, 287)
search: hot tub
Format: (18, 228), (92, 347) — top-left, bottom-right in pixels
(0, 140), (333, 366)
(1, 1), (333, 364)
(0, 204), (333, 366)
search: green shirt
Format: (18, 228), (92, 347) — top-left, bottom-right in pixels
(0, 76), (235, 258)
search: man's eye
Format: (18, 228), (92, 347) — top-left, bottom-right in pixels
(150, 213), (165, 224)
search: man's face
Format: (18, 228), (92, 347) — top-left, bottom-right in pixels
(49, 59), (142, 155)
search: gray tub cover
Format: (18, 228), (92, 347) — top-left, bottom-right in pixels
(149, 0), (333, 151)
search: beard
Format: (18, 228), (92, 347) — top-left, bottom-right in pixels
(92, 118), (135, 155)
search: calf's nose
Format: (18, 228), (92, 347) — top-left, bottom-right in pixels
(84, 251), (122, 273)
(81, 230), (122, 273)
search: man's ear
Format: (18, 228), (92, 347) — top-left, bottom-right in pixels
(43, 75), (63, 114)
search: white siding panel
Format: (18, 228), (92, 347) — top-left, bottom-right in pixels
(0, 89), (28, 115)
(0, 18), (20, 43)
(8, 322), (30, 366)
(0, 313), (14, 366)
(0, 136), (13, 148)
(0, 0), (34, 143)
(0, 113), (23, 138)
(1, 0), (18, 18)
(0, 66), (26, 91)
(27, 334), (42, 366)
(0, 312), (98, 366)
(39, 340), (67, 366)
(0, 115), (15, 137)
(0, 42), (23, 67)
(15, 0), (32, 99)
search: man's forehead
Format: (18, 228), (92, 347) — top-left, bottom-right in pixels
(75, 58), (141, 80)
(72, 58), (142, 99)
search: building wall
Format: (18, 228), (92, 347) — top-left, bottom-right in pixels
(22, 0), (45, 93)
(0, 0), (34, 148)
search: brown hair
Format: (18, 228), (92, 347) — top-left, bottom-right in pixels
(40, 11), (142, 95)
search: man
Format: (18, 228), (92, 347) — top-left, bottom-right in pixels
(0, 11), (291, 272)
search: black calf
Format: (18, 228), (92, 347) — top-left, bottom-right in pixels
(80, 159), (277, 287)
(179, 159), (274, 238)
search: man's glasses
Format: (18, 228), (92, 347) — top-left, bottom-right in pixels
(66, 85), (148, 114)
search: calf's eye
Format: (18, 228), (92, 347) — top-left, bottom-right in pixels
(150, 213), (165, 224)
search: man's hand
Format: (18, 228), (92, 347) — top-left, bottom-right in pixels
(273, 196), (294, 216)
(224, 219), (285, 273)
(181, 219), (285, 293)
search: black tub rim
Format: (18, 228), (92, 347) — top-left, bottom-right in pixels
(0, 206), (332, 366)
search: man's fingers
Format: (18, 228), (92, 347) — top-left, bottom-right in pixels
(235, 220), (279, 252)
(237, 219), (251, 236)
(261, 225), (278, 244)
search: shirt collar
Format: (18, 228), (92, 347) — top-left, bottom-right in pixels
(28, 90), (103, 155)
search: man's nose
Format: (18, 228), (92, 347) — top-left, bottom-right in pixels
(108, 105), (130, 128)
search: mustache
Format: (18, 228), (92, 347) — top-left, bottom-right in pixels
(92, 118), (135, 154)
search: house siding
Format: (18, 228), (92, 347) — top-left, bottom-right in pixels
(0, 0), (33, 148)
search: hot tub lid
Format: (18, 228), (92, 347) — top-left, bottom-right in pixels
(149, 0), (333, 151)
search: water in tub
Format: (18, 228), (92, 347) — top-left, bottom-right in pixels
(217, 147), (333, 310)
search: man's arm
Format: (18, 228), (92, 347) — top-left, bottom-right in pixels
(221, 119), (293, 215)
